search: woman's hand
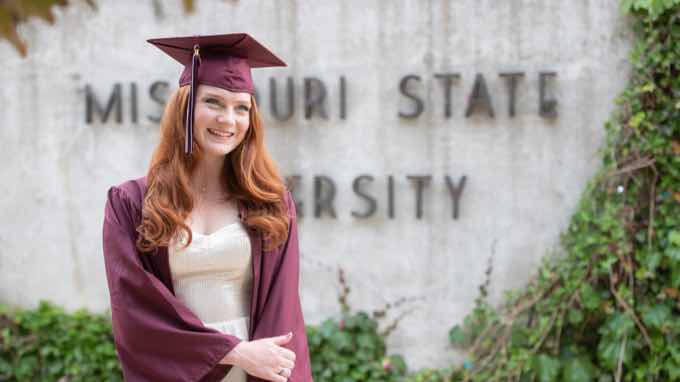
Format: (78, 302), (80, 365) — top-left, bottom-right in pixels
(220, 332), (297, 382)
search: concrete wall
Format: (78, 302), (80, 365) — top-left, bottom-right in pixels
(0, 0), (632, 369)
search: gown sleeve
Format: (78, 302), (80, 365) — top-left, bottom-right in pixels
(102, 185), (242, 382)
(251, 191), (314, 381)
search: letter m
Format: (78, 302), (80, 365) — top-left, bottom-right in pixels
(86, 83), (122, 124)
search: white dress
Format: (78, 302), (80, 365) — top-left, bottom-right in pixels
(169, 221), (253, 382)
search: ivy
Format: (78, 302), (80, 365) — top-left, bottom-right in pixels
(0, 301), (122, 381)
(307, 312), (408, 381)
(0, 269), (414, 382)
(307, 268), (411, 382)
(433, 2), (680, 381)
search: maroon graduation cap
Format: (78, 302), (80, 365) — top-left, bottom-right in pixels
(147, 33), (286, 154)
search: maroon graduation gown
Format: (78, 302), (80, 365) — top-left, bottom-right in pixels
(102, 176), (313, 381)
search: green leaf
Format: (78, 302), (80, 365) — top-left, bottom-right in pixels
(597, 337), (622, 369)
(568, 309), (584, 324)
(672, 263), (680, 288)
(580, 284), (601, 310)
(641, 304), (671, 329)
(533, 354), (560, 382)
(356, 333), (375, 350)
(669, 230), (680, 246)
(601, 313), (634, 337)
(562, 357), (594, 382)
(640, 82), (656, 92)
(448, 325), (466, 346)
(629, 111), (646, 128)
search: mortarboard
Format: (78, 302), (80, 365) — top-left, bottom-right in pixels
(147, 33), (287, 154)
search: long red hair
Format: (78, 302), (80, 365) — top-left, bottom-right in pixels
(136, 85), (289, 253)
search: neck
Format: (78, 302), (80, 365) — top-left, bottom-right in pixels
(191, 154), (226, 199)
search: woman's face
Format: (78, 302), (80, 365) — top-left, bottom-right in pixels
(192, 84), (251, 157)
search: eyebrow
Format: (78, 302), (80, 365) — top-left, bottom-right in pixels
(202, 92), (251, 105)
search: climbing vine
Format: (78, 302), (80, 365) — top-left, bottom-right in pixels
(439, 2), (680, 381)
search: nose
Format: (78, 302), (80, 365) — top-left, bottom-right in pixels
(216, 109), (236, 125)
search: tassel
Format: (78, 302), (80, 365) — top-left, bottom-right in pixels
(185, 44), (201, 155)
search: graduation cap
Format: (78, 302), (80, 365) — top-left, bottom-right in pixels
(147, 33), (287, 154)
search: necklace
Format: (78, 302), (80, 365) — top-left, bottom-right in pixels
(193, 165), (229, 203)
(196, 185), (231, 204)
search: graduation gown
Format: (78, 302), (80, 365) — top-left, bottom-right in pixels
(102, 176), (313, 382)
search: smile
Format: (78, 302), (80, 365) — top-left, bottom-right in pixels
(207, 128), (235, 138)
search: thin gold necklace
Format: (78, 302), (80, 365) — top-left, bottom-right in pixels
(197, 186), (231, 204)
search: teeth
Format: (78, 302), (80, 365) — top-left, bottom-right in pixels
(208, 128), (233, 137)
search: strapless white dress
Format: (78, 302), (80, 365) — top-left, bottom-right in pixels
(169, 221), (252, 382)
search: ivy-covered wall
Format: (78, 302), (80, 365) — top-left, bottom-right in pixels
(441, 1), (680, 381)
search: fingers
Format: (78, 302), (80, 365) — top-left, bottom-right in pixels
(267, 365), (293, 382)
(250, 334), (297, 382)
(280, 367), (292, 378)
(268, 373), (287, 382)
(278, 346), (296, 362)
(270, 332), (293, 345)
(268, 332), (296, 362)
(279, 357), (294, 370)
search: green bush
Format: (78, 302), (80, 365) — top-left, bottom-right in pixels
(306, 267), (414, 381)
(0, 301), (122, 382)
(307, 312), (407, 382)
(0, 274), (410, 382)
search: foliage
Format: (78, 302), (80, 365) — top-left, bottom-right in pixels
(0, 0), (94, 56)
(0, 0), (204, 57)
(441, 2), (680, 381)
(0, 268), (413, 382)
(307, 312), (408, 382)
(0, 301), (122, 382)
(307, 268), (411, 381)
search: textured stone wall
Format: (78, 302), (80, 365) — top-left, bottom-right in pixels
(0, 0), (632, 369)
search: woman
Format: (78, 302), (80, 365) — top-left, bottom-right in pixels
(102, 33), (312, 382)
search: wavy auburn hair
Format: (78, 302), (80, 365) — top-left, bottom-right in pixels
(136, 85), (289, 253)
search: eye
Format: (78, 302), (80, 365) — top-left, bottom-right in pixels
(205, 97), (222, 106)
(238, 105), (251, 112)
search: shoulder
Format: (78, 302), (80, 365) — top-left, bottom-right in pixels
(109, 176), (147, 205)
(107, 176), (147, 208)
(283, 189), (297, 220)
(104, 175), (147, 227)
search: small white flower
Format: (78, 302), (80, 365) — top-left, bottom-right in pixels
(616, 185), (624, 193)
